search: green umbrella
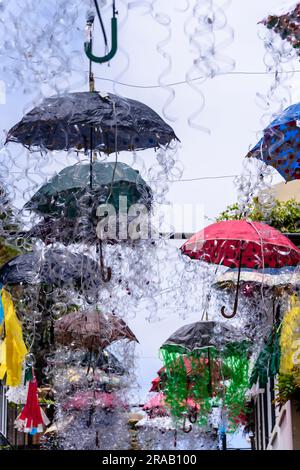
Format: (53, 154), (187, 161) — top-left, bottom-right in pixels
(160, 321), (250, 431)
(25, 161), (152, 219)
(24, 161), (152, 282)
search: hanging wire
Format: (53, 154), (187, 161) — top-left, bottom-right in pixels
(93, 0), (108, 49)
(94, 68), (300, 89)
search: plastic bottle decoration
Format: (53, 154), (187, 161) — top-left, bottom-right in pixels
(0, 285), (28, 386)
(5, 366), (30, 405)
(15, 369), (50, 435)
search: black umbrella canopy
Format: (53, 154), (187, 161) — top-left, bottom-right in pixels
(53, 350), (126, 376)
(161, 321), (242, 355)
(21, 215), (152, 246)
(6, 92), (179, 153)
(0, 248), (101, 292)
(81, 350), (126, 376)
(24, 161), (153, 219)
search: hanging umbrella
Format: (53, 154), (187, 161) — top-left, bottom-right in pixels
(51, 349), (126, 376)
(6, 90), (174, 279)
(62, 367), (121, 393)
(6, 92), (178, 154)
(143, 393), (169, 418)
(163, 321), (241, 353)
(0, 248), (101, 294)
(160, 321), (249, 430)
(21, 212), (154, 247)
(24, 161), (152, 219)
(246, 102), (300, 181)
(62, 390), (126, 411)
(212, 267), (299, 328)
(261, 3), (300, 54)
(143, 392), (200, 420)
(22, 161), (153, 280)
(80, 350), (125, 376)
(54, 309), (138, 351)
(181, 220), (300, 318)
(213, 266), (300, 293)
(143, 393), (200, 433)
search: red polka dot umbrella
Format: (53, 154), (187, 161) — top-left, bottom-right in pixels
(181, 220), (300, 318)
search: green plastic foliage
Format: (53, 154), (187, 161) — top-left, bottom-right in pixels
(160, 342), (249, 431)
(249, 328), (281, 388)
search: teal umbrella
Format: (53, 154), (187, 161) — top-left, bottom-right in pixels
(25, 161), (152, 219)
(24, 161), (152, 282)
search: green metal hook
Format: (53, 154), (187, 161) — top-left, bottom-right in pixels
(85, 16), (118, 64)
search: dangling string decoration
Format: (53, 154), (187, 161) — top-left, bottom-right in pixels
(0, 286), (28, 386)
(15, 369), (50, 435)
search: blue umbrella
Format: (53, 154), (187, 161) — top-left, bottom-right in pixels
(247, 102), (300, 181)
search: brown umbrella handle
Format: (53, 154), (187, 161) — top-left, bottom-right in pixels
(99, 240), (112, 283)
(221, 242), (243, 319)
(188, 409), (198, 424)
(182, 416), (192, 433)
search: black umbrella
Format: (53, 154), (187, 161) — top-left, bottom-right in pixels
(53, 350), (126, 376)
(81, 350), (125, 376)
(6, 92), (178, 154)
(0, 248), (101, 294)
(161, 321), (242, 354)
(22, 215), (153, 246)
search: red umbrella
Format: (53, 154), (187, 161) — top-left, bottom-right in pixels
(143, 393), (169, 418)
(62, 391), (126, 411)
(143, 392), (200, 419)
(181, 220), (300, 318)
(149, 377), (161, 392)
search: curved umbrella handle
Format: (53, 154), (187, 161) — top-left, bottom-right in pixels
(188, 410), (198, 424)
(100, 262), (112, 283)
(221, 244), (243, 319)
(85, 17), (118, 64)
(182, 417), (192, 433)
(220, 296), (239, 319)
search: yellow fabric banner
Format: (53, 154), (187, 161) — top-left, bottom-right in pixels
(0, 289), (27, 386)
(280, 296), (300, 384)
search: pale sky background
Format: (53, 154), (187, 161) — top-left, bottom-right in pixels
(1, 0), (300, 448)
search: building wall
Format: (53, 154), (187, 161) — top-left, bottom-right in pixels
(252, 377), (300, 450)
(0, 384), (7, 437)
(267, 401), (293, 450)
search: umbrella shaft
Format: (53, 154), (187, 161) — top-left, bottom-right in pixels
(90, 126), (94, 190)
